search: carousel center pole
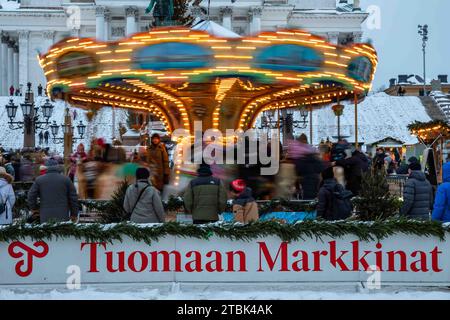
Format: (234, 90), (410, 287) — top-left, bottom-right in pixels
(354, 92), (359, 149)
(309, 98), (313, 145)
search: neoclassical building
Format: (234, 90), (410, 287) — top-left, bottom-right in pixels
(0, 0), (367, 96)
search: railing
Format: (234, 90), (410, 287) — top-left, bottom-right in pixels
(386, 174), (408, 197)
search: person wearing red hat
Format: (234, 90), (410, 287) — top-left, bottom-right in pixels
(230, 179), (259, 224)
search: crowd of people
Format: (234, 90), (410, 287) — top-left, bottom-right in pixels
(0, 133), (449, 225)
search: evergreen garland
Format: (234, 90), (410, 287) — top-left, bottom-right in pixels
(0, 219), (448, 245)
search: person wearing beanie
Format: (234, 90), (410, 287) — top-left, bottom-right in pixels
(147, 132), (170, 192)
(400, 161), (433, 220)
(183, 163), (227, 224)
(432, 162), (450, 223)
(123, 167), (165, 223)
(317, 166), (353, 221)
(27, 158), (79, 223)
(230, 179), (258, 223)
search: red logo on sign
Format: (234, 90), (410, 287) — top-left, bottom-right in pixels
(8, 241), (49, 277)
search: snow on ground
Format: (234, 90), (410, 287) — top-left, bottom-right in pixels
(294, 92), (432, 145)
(0, 96), (129, 154)
(0, 285), (449, 300)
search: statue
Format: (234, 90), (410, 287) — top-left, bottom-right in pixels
(146, 0), (174, 26)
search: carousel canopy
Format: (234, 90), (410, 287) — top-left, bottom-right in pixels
(40, 27), (377, 134)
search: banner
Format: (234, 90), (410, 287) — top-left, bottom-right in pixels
(0, 235), (449, 286)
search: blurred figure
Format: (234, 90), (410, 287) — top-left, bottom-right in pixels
(147, 133), (170, 193)
(37, 84), (43, 96)
(334, 149), (369, 196)
(2, 153), (15, 179)
(432, 162), (450, 223)
(19, 155), (34, 182)
(400, 162), (433, 220)
(229, 179), (259, 223)
(39, 165), (47, 176)
(293, 135), (324, 200)
(9, 85), (14, 97)
(27, 159), (79, 223)
(0, 167), (16, 225)
(44, 131), (49, 145)
(373, 148), (386, 172)
(183, 164), (227, 224)
(69, 143), (87, 182)
(317, 166), (353, 221)
(38, 131), (44, 145)
(124, 167), (165, 223)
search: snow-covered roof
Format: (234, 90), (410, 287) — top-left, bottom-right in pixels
(429, 91), (450, 121)
(292, 92), (432, 146)
(191, 20), (241, 38)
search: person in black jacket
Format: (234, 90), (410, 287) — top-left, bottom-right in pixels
(373, 148), (386, 172)
(317, 166), (353, 220)
(334, 149), (369, 196)
(400, 162), (433, 220)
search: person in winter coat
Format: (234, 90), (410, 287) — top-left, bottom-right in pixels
(373, 148), (386, 172)
(293, 140), (325, 200)
(0, 167), (16, 225)
(432, 162), (450, 223)
(147, 133), (170, 192)
(27, 159), (80, 223)
(334, 149), (369, 196)
(9, 85), (14, 97)
(183, 164), (227, 224)
(229, 179), (259, 223)
(123, 167), (165, 223)
(317, 166), (352, 221)
(400, 162), (434, 220)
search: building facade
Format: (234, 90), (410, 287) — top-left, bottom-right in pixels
(0, 0), (367, 95)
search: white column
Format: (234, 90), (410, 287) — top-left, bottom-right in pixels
(328, 32), (340, 45)
(104, 9), (111, 41)
(95, 6), (106, 40)
(13, 45), (19, 89)
(220, 7), (233, 31)
(126, 6), (139, 36)
(0, 33), (8, 96)
(249, 7), (262, 35)
(7, 41), (14, 95)
(18, 30), (29, 92)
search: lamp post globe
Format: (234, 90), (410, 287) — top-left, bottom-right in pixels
(6, 99), (18, 120)
(41, 99), (54, 120)
(76, 121), (86, 138)
(50, 121), (59, 137)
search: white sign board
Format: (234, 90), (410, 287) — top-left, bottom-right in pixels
(0, 235), (449, 286)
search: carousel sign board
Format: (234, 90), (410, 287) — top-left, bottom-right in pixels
(0, 235), (448, 286)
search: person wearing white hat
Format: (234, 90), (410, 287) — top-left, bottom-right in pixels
(0, 167), (16, 225)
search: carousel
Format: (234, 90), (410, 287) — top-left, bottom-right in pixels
(39, 27), (377, 192)
(40, 27), (377, 135)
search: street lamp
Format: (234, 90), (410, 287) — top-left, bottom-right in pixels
(418, 24), (429, 96)
(50, 119), (86, 144)
(5, 83), (53, 149)
(332, 103), (345, 141)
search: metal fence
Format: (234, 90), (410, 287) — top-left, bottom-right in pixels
(386, 174), (408, 197)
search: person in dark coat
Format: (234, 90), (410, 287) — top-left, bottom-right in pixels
(183, 164), (227, 224)
(27, 159), (80, 223)
(295, 149), (325, 200)
(334, 149), (369, 196)
(37, 84), (43, 96)
(44, 131), (49, 145)
(9, 85), (14, 97)
(400, 162), (434, 220)
(373, 148), (386, 171)
(317, 166), (352, 220)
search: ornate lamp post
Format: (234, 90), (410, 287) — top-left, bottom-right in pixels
(5, 82), (54, 150)
(418, 24), (429, 96)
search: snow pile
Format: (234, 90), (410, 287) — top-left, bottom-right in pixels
(0, 285), (449, 300)
(294, 92), (431, 145)
(192, 20), (241, 38)
(429, 91), (450, 120)
(0, 96), (129, 154)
